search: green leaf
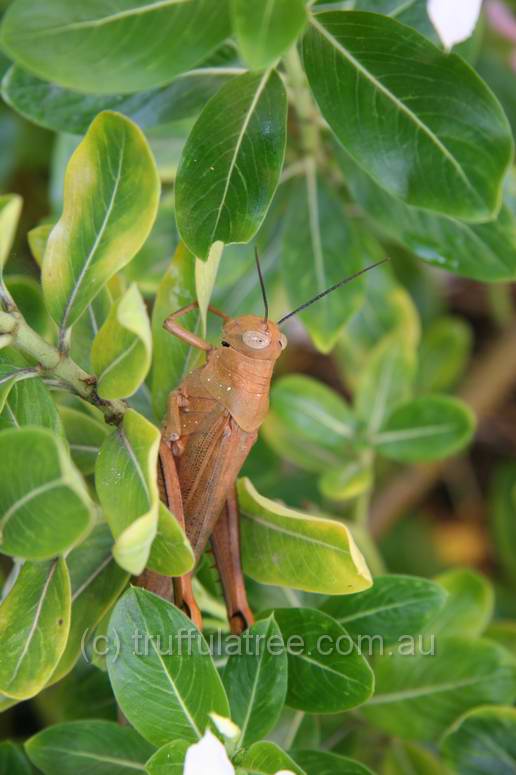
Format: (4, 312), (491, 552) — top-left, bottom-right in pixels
(281, 168), (364, 353)
(70, 288), (112, 373)
(42, 111), (160, 337)
(373, 395), (475, 462)
(354, 0), (436, 40)
(95, 409), (161, 575)
(5, 274), (51, 337)
(145, 740), (189, 775)
(150, 245), (200, 420)
(0, 353), (62, 433)
(293, 749), (375, 775)
(0, 558), (71, 699)
(0, 426), (93, 560)
(235, 741), (306, 775)
(231, 0), (307, 70)
(0, 193), (22, 273)
(383, 740), (446, 775)
(1, 0), (231, 94)
(91, 283), (152, 400)
(303, 11), (512, 221)
(486, 621), (516, 660)
(417, 317), (472, 392)
(107, 587), (229, 746)
(176, 70), (287, 259)
(263, 375), (355, 473)
(321, 574), (447, 645)
(318, 458), (373, 503)
(491, 463), (516, 584)
(223, 616), (287, 748)
(0, 741), (32, 774)
(27, 222), (52, 267)
(441, 705), (516, 775)
(238, 477), (372, 594)
(425, 568), (494, 638)
(2, 63), (241, 135)
(268, 607), (374, 713)
(0, 359), (39, 414)
(25, 720), (154, 775)
(147, 502), (194, 577)
(49, 523), (129, 684)
(59, 405), (109, 475)
(363, 636), (516, 740)
(339, 149), (516, 283)
(355, 335), (416, 434)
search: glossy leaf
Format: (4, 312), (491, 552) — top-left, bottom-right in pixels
(26, 720), (154, 775)
(0, 354), (62, 434)
(373, 395), (476, 462)
(1, 0), (231, 94)
(91, 283), (152, 400)
(238, 477), (372, 594)
(354, 0), (436, 40)
(50, 523), (129, 684)
(235, 741), (306, 775)
(441, 705), (516, 774)
(107, 587), (229, 746)
(340, 150), (516, 283)
(269, 607), (374, 713)
(0, 357), (38, 414)
(5, 274), (50, 337)
(71, 288), (112, 373)
(0, 558), (71, 699)
(293, 749), (374, 775)
(0, 193), (22, 272)
(363, 636), (516, 740)
(150, 245), (200, 420)
(321, 574), (447, 645)
(27, 222), (52, 267)
(303, 11), (512, 221)
(231, 0), (307, 70)
(59, 405), (109, 475)
(0, 427), (93, 560)
(223, 616), (287, 748)
(147, 502), (194, 577)
(281, 169), (364, 353)
(95, 410), (161, 574)
(176, 70), (287, 259)
(145, 740), (189, 775)
(263, 375), (355, 473)
(0, 741), (32, 774)
(42, 111), (160, 336)
(425, 568), (494, 638)
(2, 63), (240, 135)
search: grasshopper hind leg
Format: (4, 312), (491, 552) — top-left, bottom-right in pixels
(211, 488), (254, 635)
(158, 440), (203, 630)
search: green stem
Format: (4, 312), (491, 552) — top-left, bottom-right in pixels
(284, 46), (320, 158)
(0, 309), (126, 424)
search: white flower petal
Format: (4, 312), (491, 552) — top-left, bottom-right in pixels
(209, 712), (240, 740)
(275, 771), (297, 775)
(184, 730), (235, 775)
(427, 0), (483, 50)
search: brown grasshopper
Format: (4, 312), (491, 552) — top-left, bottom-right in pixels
(139, 252), (385, 634)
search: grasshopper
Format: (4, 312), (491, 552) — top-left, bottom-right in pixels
(138, 252), (385, 634)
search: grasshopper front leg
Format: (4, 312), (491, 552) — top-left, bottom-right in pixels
(211, 487), (254, 635)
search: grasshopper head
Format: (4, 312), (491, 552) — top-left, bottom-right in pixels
(220, 315), (287, 361)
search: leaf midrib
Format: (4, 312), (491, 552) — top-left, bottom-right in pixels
(29, 745), (146, 770)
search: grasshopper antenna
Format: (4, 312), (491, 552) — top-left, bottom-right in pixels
(277, 258), (389, 326)
(255, 247), (269, 324)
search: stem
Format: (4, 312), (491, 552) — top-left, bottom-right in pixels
(0, 309), (126, 424)
(284, 46), (321, 158)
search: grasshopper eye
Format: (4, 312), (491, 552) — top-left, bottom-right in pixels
(221, 340), (230, 347)
(243, 330), (271, 350)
